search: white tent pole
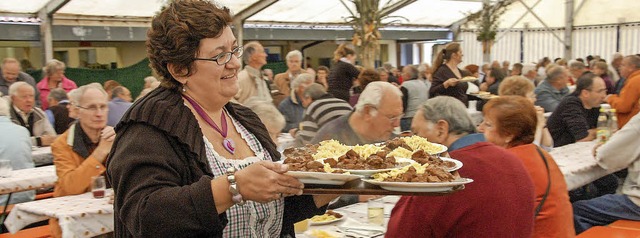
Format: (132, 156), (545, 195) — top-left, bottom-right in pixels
(38, 10), (53, 64)
(565, 0), (574, 60)
(574, 0), (588, 16)
(38, 0), (71, 65)
(232, 0), (278, 49)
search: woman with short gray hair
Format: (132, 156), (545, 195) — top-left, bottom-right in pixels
(387, 95), (536, 237)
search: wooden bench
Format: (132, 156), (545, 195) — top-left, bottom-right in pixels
(0, 192), (53, 215)
(35, 192), (53, 200)
(0, 205), (14, 216)
(0, 225), (51, 238)
(610, 220), (640, 231)
(578, 226), (640, 238)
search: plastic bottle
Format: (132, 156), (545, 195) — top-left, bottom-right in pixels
(597, 108), (610, 142)
(609, 109), (619, 134)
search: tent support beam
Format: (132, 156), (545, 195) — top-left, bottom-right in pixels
(379, 0), (417, 17)
(495, 0), (542, 43)
(232, 0), (278, 49)
(0, 12), (36, 18)
(565, 0), (574, 60)
(574, 0), (588, 16)
(38, 0), (71, 64)
(519, 0), (566, 45)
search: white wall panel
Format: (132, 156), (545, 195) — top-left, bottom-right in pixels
(523, 29), (564, 64)
(572, 26), (617, 62)
(491, 30), (521, 64)
(620, 24), (640, 56)
(457, 23), (634, 67)
(458, 31), (483, 66)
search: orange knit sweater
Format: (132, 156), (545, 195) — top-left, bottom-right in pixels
(608, 70), (640, 128)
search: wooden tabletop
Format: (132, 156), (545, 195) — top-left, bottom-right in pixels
(302, 179), (464, 196)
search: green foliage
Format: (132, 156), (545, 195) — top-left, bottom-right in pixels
(465, 1), (513, 42)
(263, 61), (287, 75)
(27, 58), (152, 98)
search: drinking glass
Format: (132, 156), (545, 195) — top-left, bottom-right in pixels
(0, 160), (12, 178)
(91, 175), (106, 198)
(367, 198), (384, 226)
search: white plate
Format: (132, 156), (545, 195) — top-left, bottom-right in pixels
(285, 171), (361, 185)
(343, 168), (395, 177)
(440, 157), (463, 172)
(304, 229), (344, 238)
(426, 144), (449, 155)
(459, 77), (479, 82)
(310, 215), (344, 225)
(363, 178), (473, 192)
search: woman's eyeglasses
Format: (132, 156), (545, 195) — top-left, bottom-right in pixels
(194, 46), (243, 65)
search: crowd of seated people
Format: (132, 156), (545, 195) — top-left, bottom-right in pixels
(2, 6), (640, 235)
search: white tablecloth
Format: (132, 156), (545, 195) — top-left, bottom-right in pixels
(298, 196), (399, 238)
(550, 141), (609, 191)
(4, 190), (113, 238)
(32, 146), (54, 166)
(0, 166), (57, 195)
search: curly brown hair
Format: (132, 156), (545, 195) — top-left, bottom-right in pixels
(358, 68), (381, 89)
(147, 0), (233, 90)
(483, 96), (537, 147)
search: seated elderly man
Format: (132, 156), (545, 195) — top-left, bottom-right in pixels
(312, 81), (403, 208)
(293, 83), (352, 146)
(278, 73), (314, 133)
(235, 41), (272, 104)
(107, 86), (133, 127)
(0, 58), (40, 107)
(0, 97), (35, 205)
(386, 96), (535, 237)
(274, 50), (304, 97)
(50, 84), (115, 237)
(547, 73), (605, 147)
(607, 55), (640, 128)
(8, 81), (57, 146)
(311, 81), (402, 145)
(573, 112), (640, 234)
(535, 65), (571, 112)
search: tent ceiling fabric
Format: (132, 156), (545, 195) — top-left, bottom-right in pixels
(0, 0), (637, 29)
(0, 0), (483, 28)
(463, 0), (640, 29)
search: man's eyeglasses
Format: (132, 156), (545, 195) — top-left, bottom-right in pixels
(76, 104), (108, 113)
(193, 46), (243, 65)
(370, 106), (404, 123)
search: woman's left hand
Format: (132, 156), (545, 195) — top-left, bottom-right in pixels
(234, 161), (304, 203)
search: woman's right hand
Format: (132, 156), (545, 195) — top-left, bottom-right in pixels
(534, 106), (546, 128)
(234, 161), (304, 203)
(444, 78), (460, 88)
